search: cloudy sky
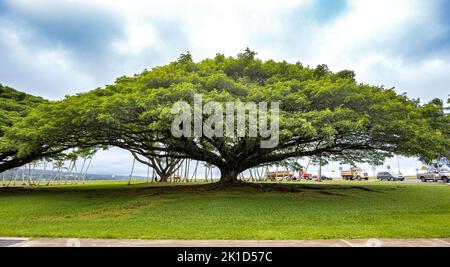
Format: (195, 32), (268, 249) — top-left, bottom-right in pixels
(1, 0), (449, 177)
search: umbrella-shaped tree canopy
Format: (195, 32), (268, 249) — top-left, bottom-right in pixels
(1, 50), (449, 184)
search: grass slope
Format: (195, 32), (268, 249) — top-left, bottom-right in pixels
(0, 181), (449, 240)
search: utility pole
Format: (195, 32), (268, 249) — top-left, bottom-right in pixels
(318, 156), (322, 181)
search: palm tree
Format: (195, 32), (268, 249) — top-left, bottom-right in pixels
(37, 158), (52, 186)
(203, 162), (214, 182)
(28, 161), (39, 186)
(183, 159), (190, 182)
(75, 156), (87, 184)
(151, 167), (157, 182)
(68, 148), (97, 184)
(65, 153), (79, 185)
(81, 155), (93, 184)
(7, 168), (19, 186)
(44, 155), (63, 185)
(191, 160), (199, 182)
(20, 165), (26, 186)
(127, 157), (136, 186)
(146, 163), (150, 183)
(52, 160), (65, 185)
(249, 168), (255, 181)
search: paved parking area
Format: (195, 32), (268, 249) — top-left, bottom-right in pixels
(2, 238), (449, 247)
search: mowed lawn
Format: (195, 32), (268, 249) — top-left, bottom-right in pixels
(0, 181), (449, 240)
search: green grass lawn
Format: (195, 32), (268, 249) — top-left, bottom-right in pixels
(0, 181), (449, 240)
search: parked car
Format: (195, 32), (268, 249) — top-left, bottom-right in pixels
(376, 172), (404, 181)
(417, 166), (450, 183)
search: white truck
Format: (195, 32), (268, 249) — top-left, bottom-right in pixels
(341, 167), (369, 181)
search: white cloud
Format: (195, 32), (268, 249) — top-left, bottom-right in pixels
(279, 0), (450, 102)
(1, 0), (314, 99)
(4, 0), (447, 101)
(112, 23), (161, 55)
(0, 21), (96, 99)
(97, 0), (312, 60)
(354, 55), (450, 101)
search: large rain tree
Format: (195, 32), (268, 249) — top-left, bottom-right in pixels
(2, 50), (449, 184)
(0, 84), (47, 172)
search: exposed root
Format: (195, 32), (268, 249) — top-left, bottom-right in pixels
(318, 190), (346, 196)
(0, 186), (26, 190)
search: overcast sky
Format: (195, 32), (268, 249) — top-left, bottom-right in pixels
(1, 0), (449, 176)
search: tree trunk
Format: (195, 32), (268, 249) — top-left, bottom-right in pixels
(218, 168), (240, 184)
(159, 175), (169, 183)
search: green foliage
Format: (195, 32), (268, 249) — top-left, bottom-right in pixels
(0, 84), (47, 167)
(2, 50), (449, 179)
(0, 84), (46, 134)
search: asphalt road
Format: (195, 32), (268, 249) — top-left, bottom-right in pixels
(332, 178), (448, 184)
(390, 179), (449, 184)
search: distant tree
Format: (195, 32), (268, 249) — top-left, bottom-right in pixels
(421, 98), (450, 159)
(132, 150), (183, 183)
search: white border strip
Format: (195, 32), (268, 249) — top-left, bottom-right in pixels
(340, 239), (354, 247)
